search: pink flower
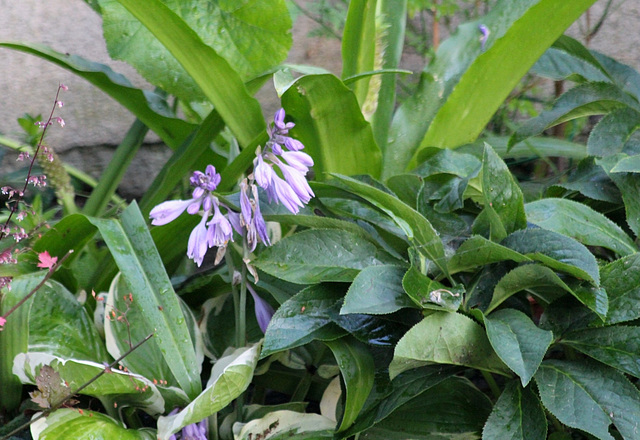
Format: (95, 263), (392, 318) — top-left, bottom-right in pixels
(37, 251), (58, 270)
(0, 316), (6, 329)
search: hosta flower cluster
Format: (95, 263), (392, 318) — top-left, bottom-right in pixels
(149, 109), (314, 266)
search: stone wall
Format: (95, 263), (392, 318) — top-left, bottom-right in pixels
(0, 0), (636, 197)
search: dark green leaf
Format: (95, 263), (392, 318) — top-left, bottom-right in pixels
(539, 296), (599, 337)
(483, 309), (553, 386)
(597, 154), (640, 236)
(449, 235), (531, 274)
(325, 337), (375, 432)
(610, 154), (640, 173)
(390, 312), (510, 378)
(386, 174), (423, 209)
(526, 198), (636, 257)
(535, 359), (640, 440)
(553, 157), (621, 204)
(402, 264), (463, 311)
(588, 108), (640, 157)
(482, 380), (547, 440)
(601, 253), (640, 324)
(341, 265), (415, 315)
(253, 229), (395, 284)
(282, 74), (382, 178)
(262, 284), (347, 357)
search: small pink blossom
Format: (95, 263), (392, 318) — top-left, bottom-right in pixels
(37, 251), (58, 269)
(0, 316), (6, 329)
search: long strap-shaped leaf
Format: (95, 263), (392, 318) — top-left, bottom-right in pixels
(115, 0), (265, 148)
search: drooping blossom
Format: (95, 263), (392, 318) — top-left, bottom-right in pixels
(479, 24), (490, 51)
(253, 109), (314, 214)
(246, 281), (274, 334)
(167, 409), (207, 440)
(234, 180), (270, 252)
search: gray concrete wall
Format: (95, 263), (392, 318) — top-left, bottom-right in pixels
(0, 0), (636, 197)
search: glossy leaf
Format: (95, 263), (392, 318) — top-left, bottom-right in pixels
(0, 42), (194, 149)
(341, 265), (415, 315)
(236, 410), (335, 440)
(113, 0), (266, 147)
(330, 174), (447, 276)
(253, 229), (395, 284)
(535, 359), (640, 440)
(563, 326), (640, 378)
(526, 198), (636, 256)
(482, 380), (547, 440)
(610, 154), (640, 172)
(588, 108), (640, 157)
(262, 284), (347, 357)
(601, 253), (640, 324)
(501, 228), (600, 286)
(31, 409), (155, 440)
(390, 312), (509, 378)
(156, 344), (260, 440)
(402, 264), (463, 311)
(449, 235), (531, 274)
(282, 74), (382, 178)
(325, 336), (374, 432)
(483, 309), (553, 386)
(385, 0), (597, 176)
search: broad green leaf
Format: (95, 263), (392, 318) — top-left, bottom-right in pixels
(597, 154), (640, 236)
(535, 359), (640, 440)
(563, 326), (640, 378)
(390, 312), (509, 378)
(461, 135), (588, 161)
(262, 284), (347, 357)
(480, 143), (527, 240)
(325, 337), (374, 432)
(413, 147), (482, 178)
(510, 82), (640, 148)
(385, 0), (597, 176)
(330, 174), (447, 276)
(482, 380), (547, 440)
(526, 198), (636, 257)
(449, 235), (531, 274)
(236, 411), (335, 440)
(341, 265), (415, 315)
(0, 42), (195, 149)
(486, 264), (573, 314)
(0, 273), (43, 410)
(253, 229), (395, 284)
(501, 228), (600, 286)
(402, 264), (463, 311)
(281, 74), (382, 178)
(601, 253), (640, 324)
(89, 202), (201, 399)
(112, 0), (265, 147)
(483, 309), (553, 386)
(552, 157), (621, 204)
(532, 36), (611, 83)
(386, 174), (423, 208)
(101, 0), (291, 98)
(342, 0), (377, 106)
(157, 344), (260, 440)
(588, 108), (640, 157)
(31, 409), (155, 440)
(360, 377), (491, 439)
(14, 353), (164, 415)
(539, 296), (599, 337)
(610, 154), (640, 172)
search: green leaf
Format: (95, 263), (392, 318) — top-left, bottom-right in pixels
(390, 312), (510, 378)
(360, 377), (492, 439)
(325, 336), (374, 432)
(157, 344), (260, 440)
(601, 253), (640, 324)
(501, 228), (600, 286)
(588, 108), (640, 157)
(385, 0), (597, 176)
(253, 229), (395, 284)
(31, 409), (155, 440)
(462, 135), (588, 161)
(480, 143), (527, 240)
(341, 265), (415, 315)
(262, 284), (347, 357)
(330, 174), (447, 276)
(236, 411), (335, 439)
(597, 154), (640, 236)
(0, 42), (195, 149)
(282, 74), (382, 178)
(553, 157), (621, 204)
(483, 309), (553, 386)
(610, 154), (640, 172)
(89, 202), (201, 399)
(102, 0), (291, 97)
(526, 198), (636, 257)
(535, 359), (640, 440)
(112, 0), (265, 147)
(449, 235), (531, 274)
(563, 326), (640, 378)
(482, 380), (547, 440)
(510, 82), (640, 148)
(402, 264), (463, 311)
(14, 353), (164, 415)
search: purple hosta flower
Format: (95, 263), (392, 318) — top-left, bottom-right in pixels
(207, 203), (233, 248)
(236, 180), (270, 252)
(247, 283), (274, 334)
(167, 409), (207, 440)
(478, 24), (490, 51)
(253, 109), (314, 214)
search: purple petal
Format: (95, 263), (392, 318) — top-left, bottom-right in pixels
(273, 108), (286, 130)
(284, 137), (304, 151)
(282, 151), (313, 172)
(278, 163), (314, 203)
(272, 175), (303, 214)
(227, 210), (243, 235)
(248, 285), (274, 334)
(252, 185), (270, 246)
(240, 180), (253, 226)
(207, 204), (233, 247)
(187, 214), (210, 267)
(150, 199), (194, 226)
(254, 155), (275, 189)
